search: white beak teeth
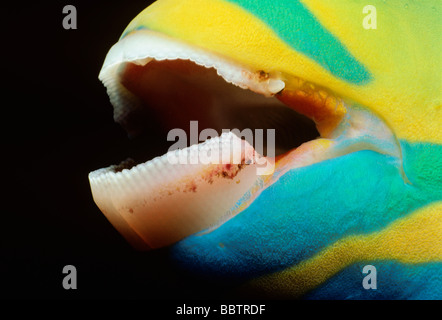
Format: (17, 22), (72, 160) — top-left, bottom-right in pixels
(92, 30), (285, 249)
(99, 30), (286, 127)
(89, 132), (265, 250)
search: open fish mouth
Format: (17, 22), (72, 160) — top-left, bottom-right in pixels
(89, 30), (402, 250)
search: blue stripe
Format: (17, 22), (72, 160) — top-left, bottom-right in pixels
(171, 141), (442, 282)
(226, 0), (372, 84)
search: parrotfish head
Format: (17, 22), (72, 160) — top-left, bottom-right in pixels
(89, 0), (442, 299)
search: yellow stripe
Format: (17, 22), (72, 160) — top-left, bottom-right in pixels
(123, 0), (441, 144)
(300, 0), (442, 144)
(123, 0), (325, 78)
(248, 202), (442, 297)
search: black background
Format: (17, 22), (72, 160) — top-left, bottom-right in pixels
(1, 2), (433, 313)
(2, 1), (243, 300)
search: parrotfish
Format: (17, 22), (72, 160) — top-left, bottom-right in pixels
(89, 0), (442, 299)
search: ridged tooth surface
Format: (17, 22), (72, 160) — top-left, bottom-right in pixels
(89, 133), (264, 250)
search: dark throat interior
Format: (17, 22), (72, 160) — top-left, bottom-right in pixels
(114, 59), (319, 164)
